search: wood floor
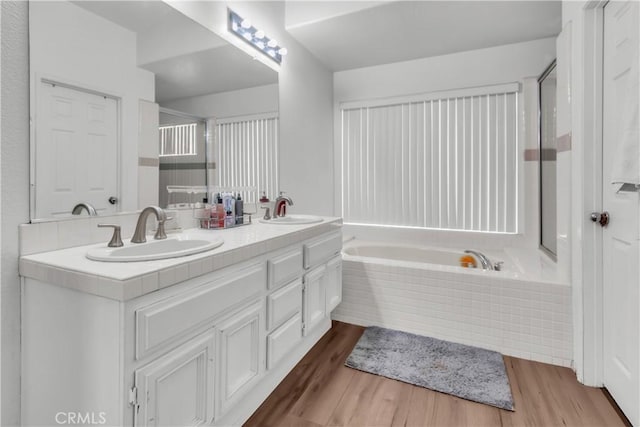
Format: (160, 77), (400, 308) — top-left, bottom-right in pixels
(246, 321), (629, 427)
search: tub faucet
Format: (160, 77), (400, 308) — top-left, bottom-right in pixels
(274, 192), (293, 218)
(72, 202), (97, 216)
(464, 250), (494, 270)
(131, 206), (167, 243)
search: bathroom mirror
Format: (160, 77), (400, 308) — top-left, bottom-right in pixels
(28, 0), (279, 221)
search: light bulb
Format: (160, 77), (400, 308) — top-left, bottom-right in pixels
(254, 30), (265, 39)
(278, 47), (288, 56)
(231, 22), (238, 31)
(267, 39), (278, 48)
(241, 19), (251, 29)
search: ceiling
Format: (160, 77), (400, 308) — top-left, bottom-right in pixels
(285, 1), (562, 71)
(73, 1), (277, 103)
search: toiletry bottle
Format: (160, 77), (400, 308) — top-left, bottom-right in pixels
(223, 192), (236, 227)
(216, 194), (225, 228)
(235, 193), (244, 224)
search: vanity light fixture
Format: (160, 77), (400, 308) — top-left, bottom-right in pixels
(228, 9), (286, 64)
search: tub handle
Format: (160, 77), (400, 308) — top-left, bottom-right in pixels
(494, 261), (504, 271)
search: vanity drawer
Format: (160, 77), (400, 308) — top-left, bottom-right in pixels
(303, 231), (342, 269)
(268, 249), (303, 290)
(267, 313), (302, 370)
(135, 262), (265, 360)
(267, 278), (302, 330)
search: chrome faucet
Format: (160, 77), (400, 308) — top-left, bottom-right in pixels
(274, 192), (293, 218)
(464, 250), (494, 270)
(72, 202), (97, 216)
(131, 206), (167, 243)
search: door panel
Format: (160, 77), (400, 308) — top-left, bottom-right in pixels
(603, 2), (640, 425)
(36, 82), (118, 218)
(217, 301), (263, 416)
(134, 330), (215, 427)
(303, 265), (326, 335)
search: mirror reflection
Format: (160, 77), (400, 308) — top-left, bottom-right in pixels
(28, 0), (279, 221)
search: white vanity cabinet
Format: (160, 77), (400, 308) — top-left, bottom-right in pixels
(21, 225), (343, 427)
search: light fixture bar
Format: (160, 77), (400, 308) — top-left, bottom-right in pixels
(228, 9), (287, 64)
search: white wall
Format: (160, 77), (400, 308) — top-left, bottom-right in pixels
(163, 83), (278, 119)
(29, 1), (155, 214)
(165, 1), (335, 216)
(1, 2), (30, 425)
(334, 38), (556, 250)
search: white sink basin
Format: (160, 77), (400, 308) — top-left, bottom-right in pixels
(259, 215), (324, 225)
(86, 236), (224, 262)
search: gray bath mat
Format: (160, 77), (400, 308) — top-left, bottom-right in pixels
(345, 326), (514, 411)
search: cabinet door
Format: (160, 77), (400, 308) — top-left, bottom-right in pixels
(217, 301), (264, 416)
(303, 265), (326, 336)
(324, 255), (343, 313)
(134, 330), (215, 427)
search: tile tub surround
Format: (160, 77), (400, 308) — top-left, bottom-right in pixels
(333, 257), (572, 368)
(19, 216), (342, 301)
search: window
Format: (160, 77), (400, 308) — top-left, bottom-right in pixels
(215, 113), (279, 203)
(340, 83), (519, 233)
(159, 123), (198, 157)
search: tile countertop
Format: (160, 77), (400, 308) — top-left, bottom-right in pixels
(20, 217), (342, 301)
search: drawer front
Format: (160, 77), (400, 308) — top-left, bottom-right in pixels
(303, 231), (342, 269)
(136, 262), (265, 360)
(268, 249), (303, 290)
(267, 279), (302, 330)
(267, 313), (302, 370)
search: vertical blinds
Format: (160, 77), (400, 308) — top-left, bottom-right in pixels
(341, 84), (519, 233)
(216, 114), (279, 203)
(159, 123), (197, 156)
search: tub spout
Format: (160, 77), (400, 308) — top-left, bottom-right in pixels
(464, 250), (493, 270)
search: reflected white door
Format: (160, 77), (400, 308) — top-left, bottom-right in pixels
(603, 1), (640, 425)
(35, 82), (118, 218)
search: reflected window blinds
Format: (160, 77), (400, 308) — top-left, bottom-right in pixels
(340, 84), (519, 233)
(159, 123), (198, 157)
(215, 113), (279, 203)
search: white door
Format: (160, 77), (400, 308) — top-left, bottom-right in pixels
(603, 1), (640, 425)
(134, 330), (216, 427)
(35, 82), (118, 218)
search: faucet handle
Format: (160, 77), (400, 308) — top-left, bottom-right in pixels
(97, 224), (123, 248)
(261, 206), (271, 220)
(154, 218), (168, 240)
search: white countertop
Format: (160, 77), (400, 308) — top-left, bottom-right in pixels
(20, 217), (342, 301)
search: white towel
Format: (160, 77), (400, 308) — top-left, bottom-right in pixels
(610, 47), (640, 189)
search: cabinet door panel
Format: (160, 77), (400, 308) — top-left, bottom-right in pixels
(324, 255), (343, 312)
(267, 278), (302, 330)
(217, 301), (263, 416)
(267, 313), (302, 369)
(134, 330), (215, 427)
(303, 265), (326, 335)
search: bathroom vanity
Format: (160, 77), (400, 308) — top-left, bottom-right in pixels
(19, 218), (342, 426)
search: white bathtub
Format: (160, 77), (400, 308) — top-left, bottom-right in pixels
(333, 240), (574, 367)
